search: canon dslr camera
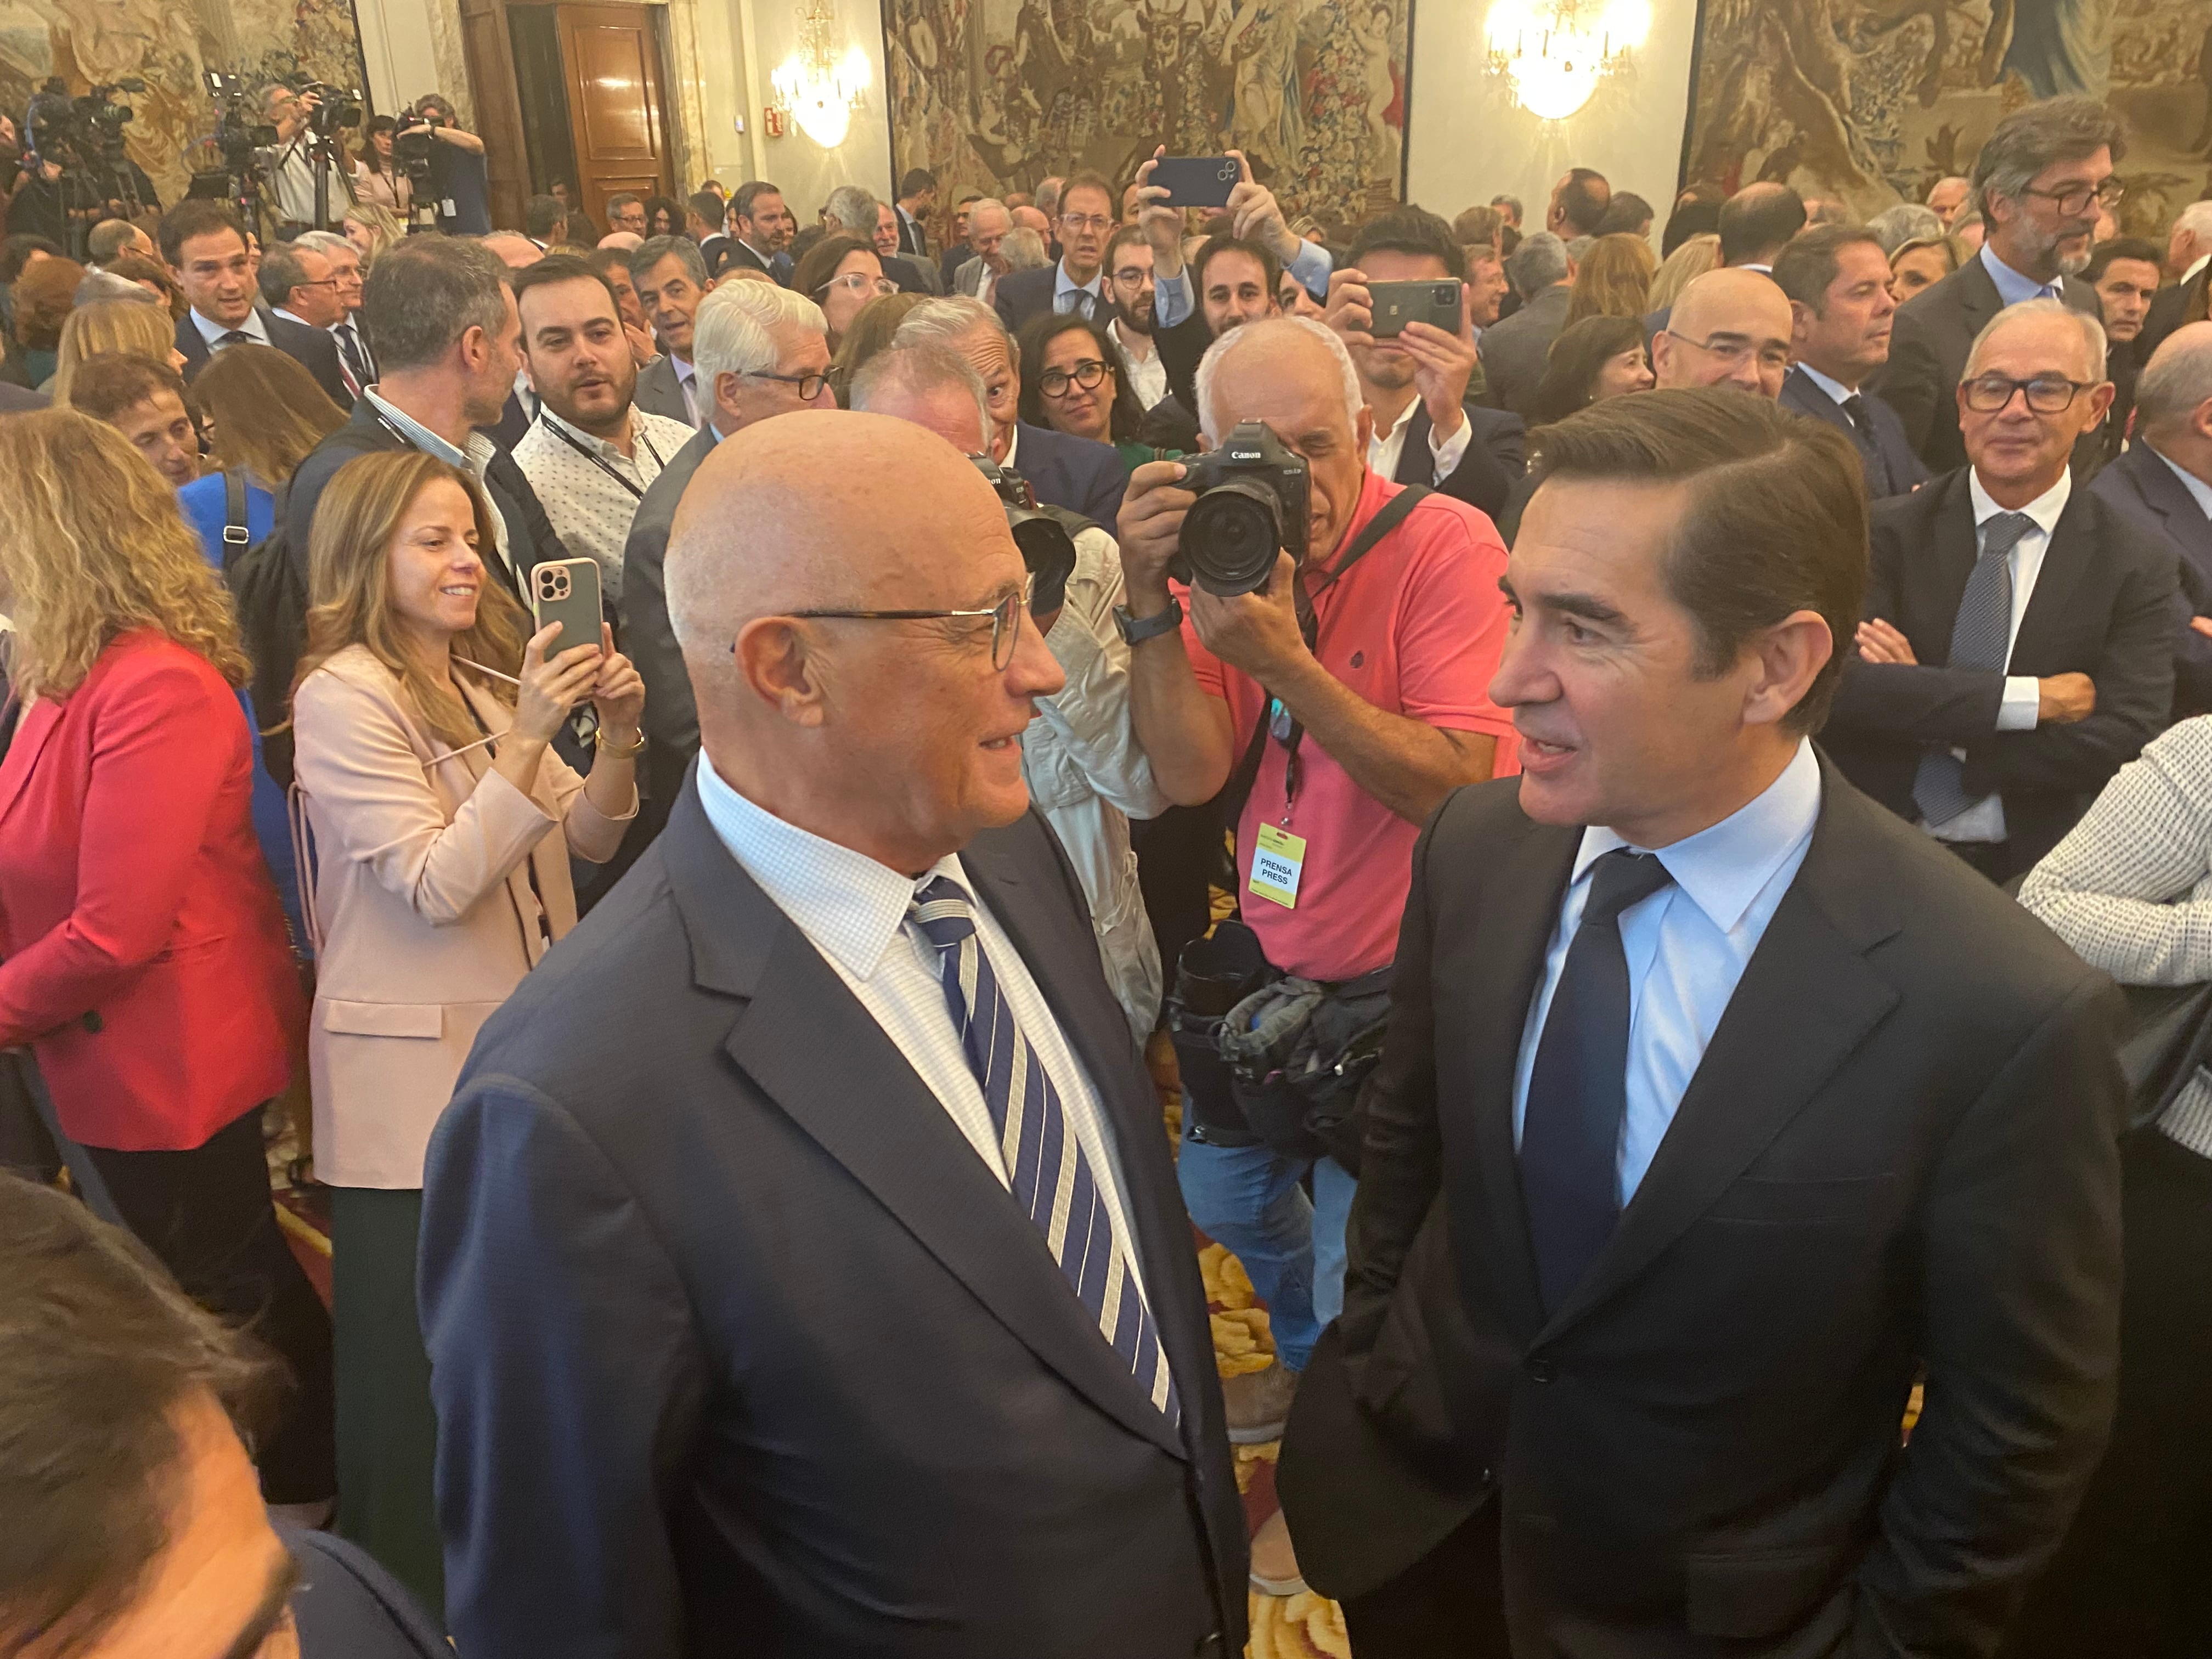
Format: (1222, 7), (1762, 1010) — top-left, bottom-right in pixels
(970, 455), (1077, 617)
(1171, 420), (1310, 596)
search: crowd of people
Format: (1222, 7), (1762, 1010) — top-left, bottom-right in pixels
(4, 80), (2212, 1659)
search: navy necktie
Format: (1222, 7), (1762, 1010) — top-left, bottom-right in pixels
(1912, 511), (2037, 827)
(1521, 849), (1675, 1314)
(909, 877), (1180, 1426)
(218, 329), (253, 347)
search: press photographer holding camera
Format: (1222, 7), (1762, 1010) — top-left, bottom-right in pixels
(258, 79), (360, 237)
(1115, 315), (1514, 1569)
(398, 94), (490, 236)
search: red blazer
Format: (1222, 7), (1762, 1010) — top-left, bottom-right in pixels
(0, 630), (303, 1150)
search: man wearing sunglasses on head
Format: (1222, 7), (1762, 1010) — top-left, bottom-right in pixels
(1872, 95), (2124, 476)
(1826, 298), (2176, 885)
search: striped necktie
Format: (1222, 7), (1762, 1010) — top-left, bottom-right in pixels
(909, 876), (1180, 1427)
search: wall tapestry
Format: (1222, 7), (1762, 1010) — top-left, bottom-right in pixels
(1683, 0), (2212, 238)
(883, 0), (1413, 226)
(1, 0), (372, 212)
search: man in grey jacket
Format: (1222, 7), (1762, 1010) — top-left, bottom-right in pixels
(1478, 232), (1575, 420)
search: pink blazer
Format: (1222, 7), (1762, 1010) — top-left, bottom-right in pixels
(291, 646), (633, 1188)
(0, 631), (302, 1150)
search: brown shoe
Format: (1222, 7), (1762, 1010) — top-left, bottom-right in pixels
(1249, 1508), (1308, 1596)
(1222, 1358), (1299, 1444)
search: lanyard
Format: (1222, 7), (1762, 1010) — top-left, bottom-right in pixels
(537, 409), (662, 500)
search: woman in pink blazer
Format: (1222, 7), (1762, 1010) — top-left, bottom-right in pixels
(0, 411), (331, 1511)
(290, 450), (641, 1613)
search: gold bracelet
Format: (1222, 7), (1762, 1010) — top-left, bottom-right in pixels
(594, 726), (645, 758)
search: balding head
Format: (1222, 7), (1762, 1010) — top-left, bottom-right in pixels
(481, 232), (543, 271)
(667, 413), (1063, 872)
(1654, 269), (1793, 397)
(849, 341), (992, 453)
(597, 230), (644, 252)
(2137, 323), (2212, 460)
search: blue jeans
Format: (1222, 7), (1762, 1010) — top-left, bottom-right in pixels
(1177, 1127), (1356, 1374)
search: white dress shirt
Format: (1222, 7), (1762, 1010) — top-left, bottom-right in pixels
(261, 137), (319, 224)
(1365, 397), (1472, 487)
(1513, 738), (1823, 1205)
(1923, 469), (2072, 843)
(509, 407), (693, 602)
(693, 759), (1155, 1305)
(192, 308), (271, 350)
(1109, 317), (1168, 410)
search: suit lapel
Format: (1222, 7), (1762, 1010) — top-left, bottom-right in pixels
(2130, 445), (2212, 567)
(667, 797), (1186, 1460)
(1906, 473), (1980, 664)
(1543, 771), (1903, 1336)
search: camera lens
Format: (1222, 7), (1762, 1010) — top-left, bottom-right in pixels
(1180, 481), (1284, 597)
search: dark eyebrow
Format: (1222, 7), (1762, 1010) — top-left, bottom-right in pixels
(215, 1550), (303, 1659)
(1521, 584), (1627, 627)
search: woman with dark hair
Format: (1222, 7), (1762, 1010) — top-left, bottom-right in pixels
(352, 115), (413, 215)
(1015, 309), (1181, 476)
(8, 254), (82, 387)
(1528, 314), (1653, 427)
(642, 194), (682, 239)
(792, 234), (893, 352)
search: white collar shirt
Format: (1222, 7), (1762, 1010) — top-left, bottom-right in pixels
(193, 308), (270, 350)
(1365, 397), (1472, 488)
(509, 406), (693, 603)
(1109, 316), (1168, 410)
(693, 759), (1154, 1305)
(1795, 362), (1860, 404)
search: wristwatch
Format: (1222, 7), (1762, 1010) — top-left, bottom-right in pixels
(1114, 595), (1184, 646)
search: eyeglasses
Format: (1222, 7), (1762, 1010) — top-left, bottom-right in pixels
(1060, 213), (1113, 234)
(816, 272), (899, 300)
(2018, 177), (2124, 218)
(1961, 374), (2095, 414)
(783, 572), (1036, 672)
(743, 369), (831, 401)
(1039, 358), (1110, 397)
(1663, 329), (1792, 374)
(292, 277), (339, 290)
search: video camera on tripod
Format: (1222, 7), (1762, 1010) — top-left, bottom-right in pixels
(21, 75), (149, 256)
(389, 104), (444, 232)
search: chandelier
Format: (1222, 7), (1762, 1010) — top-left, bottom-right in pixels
(772, 0), (871, 149)
(1485, 0), (1648, 121)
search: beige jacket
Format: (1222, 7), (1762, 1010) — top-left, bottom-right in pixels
(292, 645), (633, 1188)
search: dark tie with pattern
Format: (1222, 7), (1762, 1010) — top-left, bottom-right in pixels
(1911, 511), (2038, 828)
(1521, 849), (1675, 1315)
(335, 322), (373, 393)
(218, 330), (253, 347)
(909, 876), (1180, 1426)
(1841, 394), (1891, 495)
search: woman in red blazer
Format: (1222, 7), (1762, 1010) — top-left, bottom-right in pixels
(0, 411), (332, 1512)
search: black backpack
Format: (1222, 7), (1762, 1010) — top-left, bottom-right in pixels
(220, 470), (309, 789)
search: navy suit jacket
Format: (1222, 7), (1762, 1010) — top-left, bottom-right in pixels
(1396, 404), (1525, 521)
(175, 308), (352, 409)
(2091, 439), (2212, 714)
(418, 785), (1246, 1658)
(1012, 420), (1127, 527)
(1780, 366), (1929, 500)
(994, 263), (1088, 335)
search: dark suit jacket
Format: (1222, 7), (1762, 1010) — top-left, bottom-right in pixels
(479, 387), (534, 455)
(1781, 365), (1929, 500)
(994, 263), (1096, 334)
(619, 423), (716, 838)
(1278, 761), (2125, 1655)
(281, 1527), (449, 1658)
(721, 238), (788, 285)
(1012, 420), (1127, 526)
(176, 308), (352, 409)
(1477, 283), (1572, 420)
(633, 353), (693, 425)
(1823, 467), (2177, 879)
(1395, 404), (1525, 521)
(419, 787), (1246, 1659)
(887, 252), (940, 295)
(941, 242), (973, 289)
(2137, 262), (2210, 364)
(2090, 438), (2212, 714)
(1869, 257), (2103, 475)
(896, 203), (929, 257)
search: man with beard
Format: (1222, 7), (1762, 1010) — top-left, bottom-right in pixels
(1872, 97), (2122, 475)
(724, 181), (794, 284)
(1103, 224), (1168, 410)
(509, 256), (697, 607)
(1775, 224), (1927, 499)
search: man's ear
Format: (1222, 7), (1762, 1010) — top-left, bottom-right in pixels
(1742, 610), (1833, 730)
(733, 616), (831, 726)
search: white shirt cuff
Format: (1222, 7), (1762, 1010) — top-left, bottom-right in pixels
(1999, 675), (2041, 731)
(1427, 414), (1472, 484)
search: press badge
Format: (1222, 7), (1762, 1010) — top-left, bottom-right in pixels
(1249, 824), (1307, 909)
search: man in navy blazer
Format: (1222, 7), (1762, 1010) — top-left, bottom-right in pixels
(2091, 320), (2212, 712)
(420, 413), (1245, 1659)
(160, 200), (351, 409)
(1774, 225), (1930, 500)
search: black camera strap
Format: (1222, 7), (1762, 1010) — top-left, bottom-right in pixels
(1218, 484), (1431, 832)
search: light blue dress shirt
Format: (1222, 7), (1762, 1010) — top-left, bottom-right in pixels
(1052, 260), (1105, 316)
(1511, 738), (1823, 1206)
(1978, 243), (2063, 306)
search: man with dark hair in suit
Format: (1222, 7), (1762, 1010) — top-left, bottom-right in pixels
(160, 199), (350, 407)
(1545, 167), (1610, 239)
(1277, 385), (2126, 1657)
(420, 413), (1248, 1659)
(993, 170), (1120, 332)
(1323, 205), (1527, 520)
(524, 192), (571, 249)
(1716, 180), (1805, 271)
(1774, 223), (1928, 498)
(1829, 299), (2175, 883)
(2085, 234), (2165, 464)
(1872, 95), (2124, 472)
(894, 167), (936, 257)
(941, 190), (986, 287)
(628, 234), (716, 424)
(723, 180), (792, 284)
(1477, 231), (1574, 419)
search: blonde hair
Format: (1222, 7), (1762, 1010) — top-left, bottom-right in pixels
(191, 343), (348, 489)
(0, 411), (249, 699)
(1564, 233), (1658, 326)
(50, 299), (177, 404)
(294, 450), (527, 749)
(1647, 233), (1722, 313)
(341, 202), (405, 266)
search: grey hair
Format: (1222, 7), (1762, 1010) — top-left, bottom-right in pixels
(359, 235), (510, 373)
(2175, 201), (2212, 244)
(628, 234), (707, 287)
(292, 229), (355, 262)
(1924, 175), (1970, 206)
(848, 341), (992, 444)
(692, 279), (828, 387)
(1001, 228), (1050, 271)
(1565, 235), (1595, 267)
(967, 197), (1011, 229)
(1972, 95), (2126, 224)
(1194, 314), (1362, 446)
(1507, 230), (1571, 296)
(894, 295), (1011, 358)
(823, 185), (880, 238)
(1965, 296), (2108, 383)
(2135, 327), (2212, 434)
(1867, 203), (1944, 257)
(74, 269), (157, 307)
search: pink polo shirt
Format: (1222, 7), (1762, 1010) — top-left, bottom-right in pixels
(1183, 470), (1516, 981)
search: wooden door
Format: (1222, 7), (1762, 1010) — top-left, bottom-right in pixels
(558, 4), (675, 230)
(457, 0), (534, 232)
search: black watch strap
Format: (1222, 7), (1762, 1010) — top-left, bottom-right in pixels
(1115, 595), (1184, 646)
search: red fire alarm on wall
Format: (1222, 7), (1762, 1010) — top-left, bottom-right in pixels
(764, 107), (786, 138)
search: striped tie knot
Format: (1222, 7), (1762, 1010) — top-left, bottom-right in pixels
(910, 876), (978, 949)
